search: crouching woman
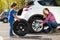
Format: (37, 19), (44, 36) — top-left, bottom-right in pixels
(42, 8), (58, 33)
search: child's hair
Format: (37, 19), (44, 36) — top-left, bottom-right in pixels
(11, 2), (17, 8)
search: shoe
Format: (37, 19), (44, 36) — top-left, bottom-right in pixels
(49, 30), (53, 34)
(49, 29), (57, 34)
(44, 29), (50, 33)
(10, 35), (16, 38)
(43, 30), (49, 34)
(52, 29), (57, 33)
(44, 29), (53, 34)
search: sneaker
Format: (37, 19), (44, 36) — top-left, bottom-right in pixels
(10, 35), (16, 38)
(43, 30), (49, 34)
(52, 29), (57, 33)
(10, 35), (15, 38)
(44, 29), (53, 34)
(49, 30), (53, 34)
(44, 29), (51, 33)
(49, 29), (57, 34)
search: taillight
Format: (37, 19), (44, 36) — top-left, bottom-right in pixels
(23, 6), (30, 11)
(24, 8), (29, 11)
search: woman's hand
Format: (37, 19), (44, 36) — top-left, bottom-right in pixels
(39, 23), (43, 26)
(39, 20), (43, 26)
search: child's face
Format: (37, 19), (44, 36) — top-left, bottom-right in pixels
(13, 6), (17, 9)
(44, 10), (49, 15)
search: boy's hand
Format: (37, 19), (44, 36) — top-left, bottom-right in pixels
(17, 18), (20, 21)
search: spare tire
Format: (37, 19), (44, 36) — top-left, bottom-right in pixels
(13, 19), (29, 36)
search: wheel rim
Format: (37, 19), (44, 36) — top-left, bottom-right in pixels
(32, 19), (43, 32)
(16, 23), (26, 34)
(4, 19), (7, 22)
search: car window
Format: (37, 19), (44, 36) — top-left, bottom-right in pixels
(38, 0), (60, 6)
(38, 1), (46, 6)
(2, 12), (9, 16)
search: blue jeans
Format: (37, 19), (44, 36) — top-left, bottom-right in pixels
(45, 21), (58, 33)
(9, 22), (14, 36)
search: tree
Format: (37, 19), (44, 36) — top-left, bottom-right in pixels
(15, 0), (25, 9)
(0, 0), (29, 14)
(0, 0), (8, 14)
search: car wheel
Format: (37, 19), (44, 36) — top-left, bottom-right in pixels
(29, 17), (43, 33)
(3, 18), (8, 23)
(13, 19), (29, 36)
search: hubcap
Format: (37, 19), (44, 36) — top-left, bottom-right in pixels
(32, 20), (43, 32)
(4, 19), (7, 22)
(16, 23), (25, 33)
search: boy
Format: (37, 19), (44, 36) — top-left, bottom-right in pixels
(8, 3), (20, 37)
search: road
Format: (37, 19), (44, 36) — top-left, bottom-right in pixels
(0, 22), (60, 40)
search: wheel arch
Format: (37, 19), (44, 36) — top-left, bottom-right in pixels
(28, 14), (43, 32)
(28, 14), (43, 23)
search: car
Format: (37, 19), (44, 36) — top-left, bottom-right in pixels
(0, 10), (9, 23)
(13, 0), (60, 36)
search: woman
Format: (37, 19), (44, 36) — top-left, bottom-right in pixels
(8, 3), (20, 37)
(42, 8), (58, 33)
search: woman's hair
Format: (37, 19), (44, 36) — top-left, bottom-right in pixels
(44, 8), (50, 12)
(11, 2), (17, 8)
(43, 8), (50, 15)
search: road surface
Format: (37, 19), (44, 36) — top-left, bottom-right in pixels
(0, 22), (60, 40)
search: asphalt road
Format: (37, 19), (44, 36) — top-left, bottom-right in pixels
(0, 22), (60, 40)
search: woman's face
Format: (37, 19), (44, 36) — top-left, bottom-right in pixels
(43, 10), (49, 15)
